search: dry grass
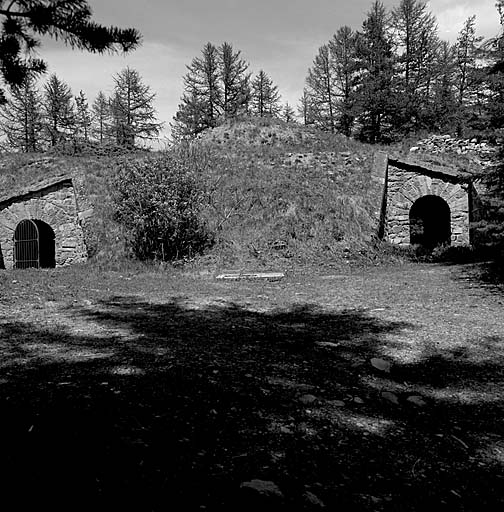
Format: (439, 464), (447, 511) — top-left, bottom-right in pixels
(0, 261), (502, 510)
(0, 118), (387, 268)
(193, 118), (384, 267)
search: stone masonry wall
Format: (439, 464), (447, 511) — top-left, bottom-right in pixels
(0, 182), (87, 269)
(386, 165), (470, 246)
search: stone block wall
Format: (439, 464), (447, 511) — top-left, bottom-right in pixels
(385, 164), (470, 246)
(0, 181), (87, 269)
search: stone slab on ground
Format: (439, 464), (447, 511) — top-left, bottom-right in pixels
(215, 272), (285, 281)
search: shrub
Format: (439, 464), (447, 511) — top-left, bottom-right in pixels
(112, 148), (213, 261)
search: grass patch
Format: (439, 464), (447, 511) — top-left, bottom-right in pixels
(0, 262), (503, 509)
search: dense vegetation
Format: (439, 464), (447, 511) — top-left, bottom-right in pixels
(112, 150), (212, 261)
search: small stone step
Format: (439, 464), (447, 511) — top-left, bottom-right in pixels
(215, 272), (285, 281)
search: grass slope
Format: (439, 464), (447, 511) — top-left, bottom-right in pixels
(0, 118), (387, 269)
(194, 118), (385, 268)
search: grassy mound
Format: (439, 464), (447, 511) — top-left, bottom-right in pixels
(0, 118), (387, 269)
(194, 118), (384, 268)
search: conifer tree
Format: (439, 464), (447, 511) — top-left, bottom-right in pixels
(171, 90), (208, 143)
(91, 91), (112, 143)
(391, 0), (440, 132)
(476, 1), (504, 257)
(0, 76), (42, 151)
(306, 44), (337, 132)
(354, 1), (396, 143)
(173, 42), (252, 139)
(329, 26), (360, 136)
(0, 1), (140, 103)
(281, 102), (296, 123)
(455, 15), (484, 136)
(43, 74), (75, 146)
(429, 41), (458, 131)
(298, 88), (315, 125)
(110, 67), (162, 148)
(250, 70), (281, 117)
(218, 42), (250, 117)
(74, 90), (92, 142)
(173, 42), (222, 139)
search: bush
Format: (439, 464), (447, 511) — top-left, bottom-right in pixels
(112, 148), (213, 261)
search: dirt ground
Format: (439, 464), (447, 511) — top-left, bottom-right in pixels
(0, 261), (503, 510)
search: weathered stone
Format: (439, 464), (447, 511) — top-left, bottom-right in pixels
(240, 479), (284, 501)
(0, 178), (87, 269)
(385, 163), (472, 248)
(328, 400), (346, 407)
(371, 358), (391, 373)
(299, 394), (318, 405)
(381, 391), (399, 405)
(303, 491), (326, 508)
(407, 395), (426, 407)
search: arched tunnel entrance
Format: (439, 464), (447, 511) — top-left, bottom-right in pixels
(14, 219), (56, 269)
(409, 195), (451, 249)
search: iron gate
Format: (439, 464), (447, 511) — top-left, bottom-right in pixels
(14, 219), (40, 269)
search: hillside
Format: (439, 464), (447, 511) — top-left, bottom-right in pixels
(193, 118), (385, 268)
(0, 119), (386, 269)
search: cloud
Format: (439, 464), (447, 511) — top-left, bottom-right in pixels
(427, 0), (500, 41)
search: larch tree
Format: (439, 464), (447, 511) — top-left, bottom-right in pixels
(429, 41), (458, 131)
(281, 102), (296, 123)
(0, 0), (140, 103)
(218, 42), (250, 117)
(391, 0), (440, 132)
(297, 88), (315, 125)
(485, 4), (504, 130)
(455, 15), (484, 136)
(110, 67), (162, 148)
(91, 90), (112, 143)
(43, 74), (75, 146)
(354, 1), (396, 143)
(0, 75), (42, 151)
(171, 90), (208, 143)
(250, 70), (281, 117)
(172, 42), (222, 139)
(74, 90), (92, 142)
(475, 1), (504, 258)
(328, 26), (360, 136)
(306, 44), (337, 132)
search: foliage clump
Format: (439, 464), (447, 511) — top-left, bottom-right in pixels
(112, 148), (213, 262)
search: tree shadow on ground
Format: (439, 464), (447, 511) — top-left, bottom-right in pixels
(449, 260), (504, 297)
(0, 298), (503, 511)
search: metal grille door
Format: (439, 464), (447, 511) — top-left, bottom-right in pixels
(14, 219), (40, 269)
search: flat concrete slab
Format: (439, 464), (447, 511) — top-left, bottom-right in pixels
(215, 272), (285, 281)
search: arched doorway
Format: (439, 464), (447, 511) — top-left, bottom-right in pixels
(409, 195), (451, 249)
(14, 219), (56, 269)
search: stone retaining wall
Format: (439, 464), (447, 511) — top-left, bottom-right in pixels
(385, 162), (470, 246)
(0, 179), (87, 269)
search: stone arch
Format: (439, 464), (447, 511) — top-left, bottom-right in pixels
(387, 174), (470, 246)
(14, 219), (56, 269)
(0, 180), (88, 269)
(409, 195), (451, 248)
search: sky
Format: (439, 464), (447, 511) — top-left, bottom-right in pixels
(39, 0), (502, 144)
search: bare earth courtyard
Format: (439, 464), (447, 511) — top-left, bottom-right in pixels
(0, 262), (503, 510)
